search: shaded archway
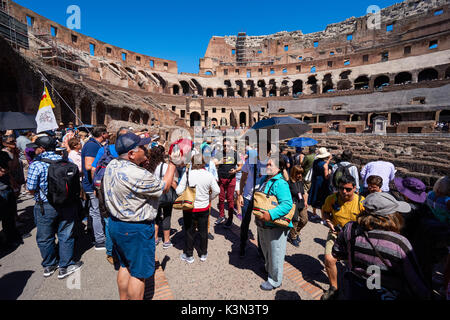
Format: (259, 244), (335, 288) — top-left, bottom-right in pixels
(395, 72), (412, 85)
(152, 73), (167, 89)
(439, 110), (450, 122)
(225, 80), (234, 97)
(190, 112), (201, 127)
(269, 79), (277, 96)
(280, 81), (289, 96)
(239, 112), (247, 126)
(80, 97), (92, 125)
(191, 79), (203, 96)
(142, 113), (150, 125)
(446, 67), (450, 79)
(322, 74), (333, 93)
(206, 88), (214, 97)
(293, 80), (303, 95)
(339, 70), (352, 80)
(216, 88), (224, 97)
(258, 80), (267, 97)
(337, 80), (351, 91)
(121, 108), (131, 121)
(374, 75), (390, 89)
(307, 76), (318, 94)
(235, 80), (244, 97)
(58, 89), (76, 125)
(173, 85), (180, 95)
(180, 81), (192, 95)
(0, 60), (19, 112)
(96, 102), (106, 125)
(354, 76), (370, 90)
(131, 111), (141, 124)
(418, 68), (438, 82)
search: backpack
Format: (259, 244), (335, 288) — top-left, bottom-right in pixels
(41, 159), (81, 207)
(93, 146), (115, 189)
(332, 163), (354, 188)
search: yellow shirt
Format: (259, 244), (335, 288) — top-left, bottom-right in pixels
(322, 193), (365, 227)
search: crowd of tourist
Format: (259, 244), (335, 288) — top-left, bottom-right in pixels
(0, 123), (449, 301)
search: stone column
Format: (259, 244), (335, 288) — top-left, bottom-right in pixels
(91, 104), (97, 125)
(75, 99), (82, 126)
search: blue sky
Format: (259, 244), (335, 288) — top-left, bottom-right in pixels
(15, 0), (400, 73)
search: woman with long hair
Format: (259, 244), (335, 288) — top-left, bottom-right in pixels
(146, 145), (178, 249)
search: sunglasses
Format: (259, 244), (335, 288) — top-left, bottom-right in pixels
(339, 187), (354, 192)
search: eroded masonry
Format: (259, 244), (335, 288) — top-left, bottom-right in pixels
(0, 0), (449, 186)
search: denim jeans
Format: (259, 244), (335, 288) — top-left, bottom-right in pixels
(104, 217), (113, 256)
(86, 192), (105, 244)
(34, 202), (76, 268)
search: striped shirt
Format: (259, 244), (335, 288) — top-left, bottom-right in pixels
(333, 221), (430, 299)
(26, 152), (62, 202)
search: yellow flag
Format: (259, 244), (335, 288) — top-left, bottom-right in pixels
(39, 86), (56, 110)
(36, 86), (58, 133)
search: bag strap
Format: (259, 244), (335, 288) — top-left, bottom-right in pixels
(159, 162), (164, 179)
(362, 231), (390, 268)
(349, 222), (359, 271)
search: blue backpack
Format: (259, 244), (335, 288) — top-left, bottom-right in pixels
(93, 146), (115, 189)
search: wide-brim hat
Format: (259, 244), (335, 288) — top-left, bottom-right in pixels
(394, 177), (427, 204)
(316, 147), (331, 159)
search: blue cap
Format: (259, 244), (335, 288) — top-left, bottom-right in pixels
(116, 132), (152, 155)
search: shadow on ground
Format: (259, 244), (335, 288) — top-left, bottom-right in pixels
(275, 289), (302, 300)
(0, 270), (34, 300)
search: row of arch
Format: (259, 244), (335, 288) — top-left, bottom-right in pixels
(171, 67), (450, 97)
(188, 111), (250, 127)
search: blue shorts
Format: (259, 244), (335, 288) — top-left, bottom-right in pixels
(109, 217), (155, 279)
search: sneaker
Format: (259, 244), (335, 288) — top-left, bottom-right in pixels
(43, 265), (58, 278)
(200, 254), (208, 262)
(162, 241), (173, 250)
(208, 233), (215, 240)
(215, 217), (226, 225)
(94, 242), (106, 251)
(58, 261), (83, 280)
(260, 281), (275, 291)
(320, 286), (338, 300)
(180, 253), (194, 264)
(155, 238), (162, 246)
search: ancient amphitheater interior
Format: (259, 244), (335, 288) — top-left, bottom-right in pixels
(0, 0), (449, 188)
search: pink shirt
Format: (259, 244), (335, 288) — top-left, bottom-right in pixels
(68, 150), (82, 172)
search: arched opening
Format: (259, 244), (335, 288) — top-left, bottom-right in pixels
(246, 80), (255, 97)
(350, 114), (361, 122)
(173, 85), (180, 95)
(354, 76), (370, 90)
(225, 80), (234, 97)
(206, 88), (214, 97)
(247, 90), (254, 97)
(390, 113), (402, 125)
(191, 78), (203, 96)
(339, 70), (352, 80)
(236, 80), (244, 97)
(307, 76), (318, 94)
(190, 112), (201, 127)
(322, 74), (333, 93)
(439, 110), (450, 122)
(180, 81), (191, 95)
(217, 88), (224, 97)
(418, 68), (438, 82)
(395, 72), (412, 85)
(293, 80), (303, 95)
(269, 79), (277, 96)
(0, 60), (19, 112)
(220, 117), (228, 126)
(280, 80), (289, 96)
(58, 89), (76, 125)
(121, 108), (131, 122)
(337, 80), (352, 91)
(142, 113), (150, 125)
(239, 112), (247, 126)
(131, 111), (141, 124)
(96, 102), (106, 125)
(80, 97), (92, 125)
(374, 75), (390, 89)
(446, 67), (450, 79)
(258, 80), (267, 97)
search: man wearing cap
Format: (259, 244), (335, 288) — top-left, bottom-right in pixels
(103, 132), (179, 300)
(26, 136), (83, 279)
(320, 174), (365, 300)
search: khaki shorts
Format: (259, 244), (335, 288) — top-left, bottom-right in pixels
(325, 231), (338, 256)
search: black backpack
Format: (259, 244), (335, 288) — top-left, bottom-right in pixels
(332, 163), (354, 188)
(41, 159), (81, 207)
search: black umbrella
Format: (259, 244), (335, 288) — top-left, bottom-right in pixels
(0, 112), (37, 131)
(249, 116), (312, 141)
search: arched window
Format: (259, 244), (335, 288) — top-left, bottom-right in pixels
(418, 68), (438, 82)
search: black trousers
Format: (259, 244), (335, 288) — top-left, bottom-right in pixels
(183, 209), (209, 257)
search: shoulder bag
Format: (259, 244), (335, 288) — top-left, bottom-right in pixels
(173, 167), (196, 211)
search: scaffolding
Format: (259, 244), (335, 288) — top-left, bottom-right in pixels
(0, 0), (29, 50)
(230, 31), (275, 67)
(34, 33), (88, 74)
